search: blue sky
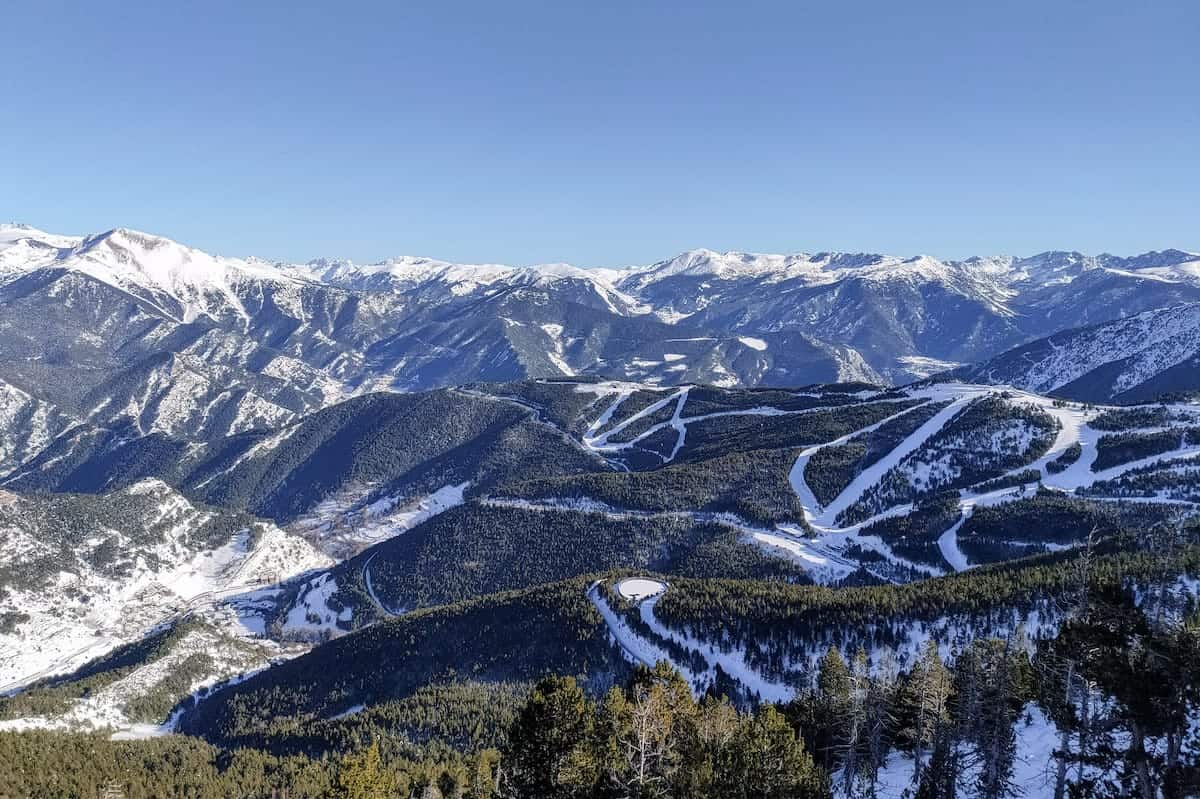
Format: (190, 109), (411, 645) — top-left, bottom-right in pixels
(3, 1), (1197, 265)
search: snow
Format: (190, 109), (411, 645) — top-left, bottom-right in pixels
(361, 551), (402, 617)
(329, 704), (365, 720)
(111, 724), (173, 740)
(616, 578), (666, 601)
(937, 513), (971, 572)
(42, 228), (308, 325)
(831, 703), (1063, 799)
(588, 583), (700, 684)
(988, 304), (1200, 395)
(588, 580), (795, 701)
(797, 387), (986, 529)
(581, 381), (877, 466)
(0, 623), (291, 736)
(282, 573), (351, 637)
(737, 336), (768, 351)
(582, 387), (686, 451)
(0, 485), (332, 694)
(192, 424), (298, 489)
(896, 355), (963, 378)
(772, 383), (1200, 582)
(547, 351), (576, 376)
(290, 482), (468, 559)
(744, 528), (859, 583)
(568, 380), (1178, 584)
(0, 380), (71, 469)
(9, 225), (1200, 352)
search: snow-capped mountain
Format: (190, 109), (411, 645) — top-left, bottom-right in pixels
(1, 222), (1198, 480)
(619, 247), (1200, 381)
(953, 302), (1200, 403)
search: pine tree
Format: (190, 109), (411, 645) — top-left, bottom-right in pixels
(973, 637), (1020, 799)
(863, 648), (900, 799)
(917, 720), (960, 799)
(838, 648), (870, 798)
(336, 739), (395, 799)
(674, 693), (740, 798)
(716, 705), (825, 799)
(503, 676), (600, 799)
(468, 750), (501, 799)
(903, 640), (951, 788)
(814, 647), (852, 771)
(597, 662), (697, 798)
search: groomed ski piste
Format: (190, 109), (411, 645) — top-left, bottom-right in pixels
(507, 379), (1200, 585)
(561, 381), (1200, 707)
(588, 568), (1062, 698)
(576, 381), (882, 467)
(588, 577), (795, 703)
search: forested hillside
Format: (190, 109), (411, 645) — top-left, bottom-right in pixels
(1, 377), (1198, 798)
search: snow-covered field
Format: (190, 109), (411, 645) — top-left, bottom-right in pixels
(0, 481), (331, 701)
(288, 482), (468, 559)
(616, 577), (667, 601)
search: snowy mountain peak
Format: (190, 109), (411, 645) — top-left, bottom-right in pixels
(301, 253), (631, 299)
(8, 223), (1200, 298)
(0, 222), (80, 249)
(53, 227), (307, 322)
(639, 248), (817, 281)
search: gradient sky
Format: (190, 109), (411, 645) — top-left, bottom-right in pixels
(3, 0), (1197, 265)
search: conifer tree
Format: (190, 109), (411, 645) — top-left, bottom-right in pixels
(902, 640), (952, 788)
(336, 739), (395, 799)
(716, 704), (825, 799)
(597, 662), (698, 798)
(814, 647), (852, 771)
(838, 648), (870, 798)
(973, 637), (1020, 799)
(503, 676), (600, 799)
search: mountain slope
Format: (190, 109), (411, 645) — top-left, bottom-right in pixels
(20, 377), (1182, 649)
(177, 542), (1200, 755)
(617, 247), (1200, 382)
(0, 480), (328, 694)
(953, 303), (1200, 402)
(2, 386), (611, 521)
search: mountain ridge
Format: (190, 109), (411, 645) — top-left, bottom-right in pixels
(6, 223), (1198, 303)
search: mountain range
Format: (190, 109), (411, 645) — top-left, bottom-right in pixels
(2, 222), (1199, 478)
(2, 222), (1200, 797)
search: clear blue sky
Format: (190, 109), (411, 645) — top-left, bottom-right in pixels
(3, 0), (1197, 265)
